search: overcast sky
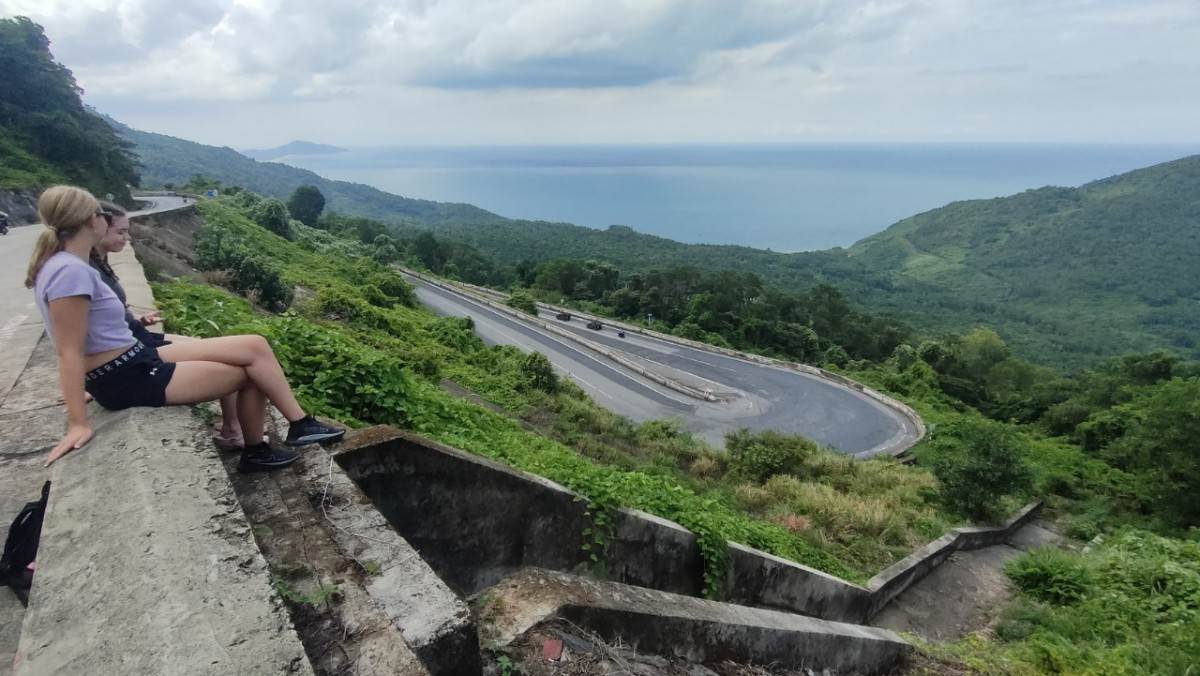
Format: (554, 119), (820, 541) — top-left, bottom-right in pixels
(4, 0), (1198, 147)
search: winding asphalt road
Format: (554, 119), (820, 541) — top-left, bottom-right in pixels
(409, 276), (921, 456)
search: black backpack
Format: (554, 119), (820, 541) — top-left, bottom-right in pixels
(1, 481), (50, 605)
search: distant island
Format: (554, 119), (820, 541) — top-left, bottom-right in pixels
(240, 140), (346, 161)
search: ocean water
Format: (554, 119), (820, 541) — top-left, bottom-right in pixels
(280, 144), (1200, 252)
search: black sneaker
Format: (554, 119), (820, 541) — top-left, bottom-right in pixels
(238, 443), (301, 473)
(285, 415), (345, 447)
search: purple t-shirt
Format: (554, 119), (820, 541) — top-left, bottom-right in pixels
(34, 251), (136, 354)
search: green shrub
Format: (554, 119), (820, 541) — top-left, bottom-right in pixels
(369, 271), (415, 307)
(927, 417), (1033, 520)
(520, 352), (559, 394)
(427, 316), (480, 353)
(1006, 548), (1093, 604)
(506, 290), (538, 315)
(726, 429), (819, 483)
(230, 255), (293, 311)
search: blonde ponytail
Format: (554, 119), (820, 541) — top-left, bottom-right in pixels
(24, 229), (64, 289)
(25, 185), (99, 288)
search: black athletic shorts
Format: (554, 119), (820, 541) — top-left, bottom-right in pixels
(84, 342), (176, 410)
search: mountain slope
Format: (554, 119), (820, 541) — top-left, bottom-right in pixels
(846, 156), (1200, 364)
(115, 122), (497, 225)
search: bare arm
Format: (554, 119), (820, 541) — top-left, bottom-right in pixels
(46, 296), (94, 465)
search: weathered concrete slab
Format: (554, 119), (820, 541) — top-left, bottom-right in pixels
(0, 360), (67, 676)
(0, 321), (41, 409)
(1007, 522), (1063, 551)
(483, 568), (909, 675)
(0, 337), (63, 417)
(227, 420), (476, 675)
(14, 406), (313, 676)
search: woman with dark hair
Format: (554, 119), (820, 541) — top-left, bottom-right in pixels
(29, 185), (343, 469)
(90, 201), (252, 449)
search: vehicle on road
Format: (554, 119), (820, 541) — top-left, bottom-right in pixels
(0, 210), (9, 235)
(586, 320), (603, 330)
(556, 312), (572, 321)
(617, 331), (626, 338)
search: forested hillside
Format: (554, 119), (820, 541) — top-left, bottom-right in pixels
(845, 155), (1200, 366)
(0, 17), (138, 197)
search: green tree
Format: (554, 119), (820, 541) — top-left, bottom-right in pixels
(286, 185), (325, 226)
(412, 232), (447, 272)
(1103, 378), (1200, 526)
(928, 418), (1033, 520)
(506, 290), (538, 315)
(252, 199), (294, 240)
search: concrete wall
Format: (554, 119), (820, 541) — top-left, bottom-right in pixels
(334, 428), (705, 598)
(334, 426), (1041, 625)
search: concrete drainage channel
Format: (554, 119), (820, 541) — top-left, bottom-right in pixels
(253, 423), (1040, 674)
(329, 426), (912, 674)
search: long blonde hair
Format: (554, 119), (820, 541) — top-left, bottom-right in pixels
(25, 186), (100, 288)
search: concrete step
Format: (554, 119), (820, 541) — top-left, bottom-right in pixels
(480, 568), (909, 674)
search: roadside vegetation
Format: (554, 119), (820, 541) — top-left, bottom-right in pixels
(920, 530), (1200, 674)
(155, 194), (970, 589)
(153, 183), (1200, 673)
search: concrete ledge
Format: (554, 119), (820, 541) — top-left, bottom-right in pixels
(483, 568), (909, 674)
(15, 406), (312, 675)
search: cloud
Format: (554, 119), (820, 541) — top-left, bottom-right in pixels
(2, 0), (932, 97)
(4, 0), (1199, 143)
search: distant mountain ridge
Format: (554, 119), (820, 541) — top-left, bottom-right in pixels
(241, 140), (346, 161)
(116, 118), (1200, 367)
(114, 121), (497, 225)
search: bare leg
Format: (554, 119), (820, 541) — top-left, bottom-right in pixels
(158, 335), (305, 422)
(167, 334), (249, 436)
(236, 385), (267, 444)
(219, 393), (241, 436)
(164, 361), (267, 443)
